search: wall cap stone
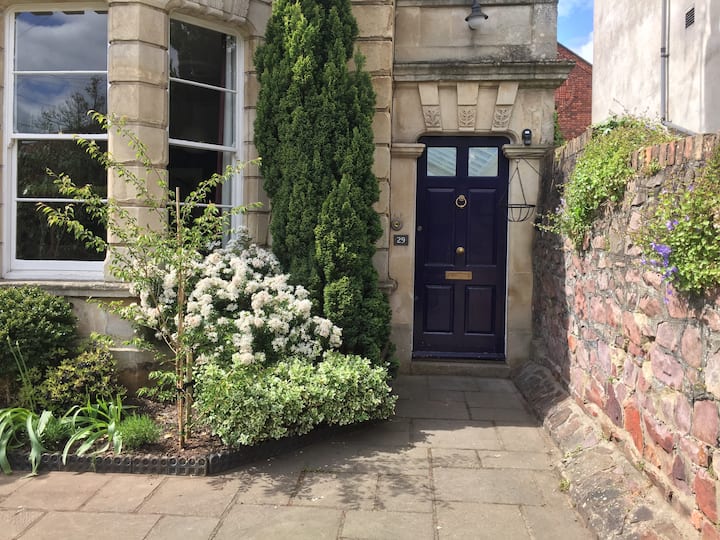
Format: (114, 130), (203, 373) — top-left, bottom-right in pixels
(0, 281), (130, 298)
(394, 61), (574, 87)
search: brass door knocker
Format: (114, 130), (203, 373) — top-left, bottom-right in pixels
(455, 194), (467, 209)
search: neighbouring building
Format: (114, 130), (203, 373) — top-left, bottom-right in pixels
(555, 43), (591, 140)
(0, 0), (571, 381)
(594, 0), (720, 134)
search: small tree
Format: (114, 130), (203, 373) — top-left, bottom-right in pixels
(40, 113), (248, 447)
(254, 0), (392, 365)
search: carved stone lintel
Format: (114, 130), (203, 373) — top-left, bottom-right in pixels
(423, 105), (442, 130)
(458, 106), (476, 131)
(492, 105), (513, 131)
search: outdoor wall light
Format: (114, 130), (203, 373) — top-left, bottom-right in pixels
(466, 0), (488, 30)
(522, 128), (532, 146)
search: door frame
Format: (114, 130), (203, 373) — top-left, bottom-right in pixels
(411, 135), (510, 360)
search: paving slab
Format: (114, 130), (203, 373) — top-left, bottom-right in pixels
(214, 504), (342, 540)
(20, 511), (158, 540)
(412, 419), (501, 449)
(0, 508), (44, 540)
(341, 510), (434, 540)
(138, 476), (242, 517)
(436, 501), (530, 540)
(433, 467), (545, 505)
(375, 474), (433, 513)
(145, 515), (219, 540)
(83, 473), (163, 512)
(0, 472), (110, 511)
(293, 471), (377, 510)
(430, 448), (482, 469)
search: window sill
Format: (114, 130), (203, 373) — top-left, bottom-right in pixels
(0, 280), (131, 298)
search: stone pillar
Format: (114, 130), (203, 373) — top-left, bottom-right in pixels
(388, 142), (425, 372)
(502, 144), (552, 368)
(107, 1), (169, 280)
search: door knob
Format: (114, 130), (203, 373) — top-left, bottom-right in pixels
(456, 246), (465, 255)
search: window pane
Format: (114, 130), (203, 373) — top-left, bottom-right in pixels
(468, 147), (499, 177)
(427, 147), (456, 177)
(18, 140), (107, 198)
(169, 146), (234, 204)
(16, 202), (105, 261)
(169, 81), (233, 145)
(15, 11), (107, 71)
(170, 20), (235, 89)
(16, 75), (107, 134)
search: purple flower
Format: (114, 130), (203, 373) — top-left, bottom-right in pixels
(651, 242), (672, 263)
(666, 219), (679, 231)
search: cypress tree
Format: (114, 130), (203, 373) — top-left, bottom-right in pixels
(254, 0), (391, 365)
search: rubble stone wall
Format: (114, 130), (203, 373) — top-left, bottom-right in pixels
(532, 128), (720, 534)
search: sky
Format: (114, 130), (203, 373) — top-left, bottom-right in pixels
(557, 0), (594, 63)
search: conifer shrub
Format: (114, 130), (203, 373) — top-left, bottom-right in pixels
(254, 0), (393, 366)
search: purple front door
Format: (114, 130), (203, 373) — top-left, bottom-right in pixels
(413, 136), (509, 359)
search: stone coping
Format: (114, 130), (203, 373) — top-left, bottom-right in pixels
(513, 362), (699, 539)
(7, 423), (362, 477)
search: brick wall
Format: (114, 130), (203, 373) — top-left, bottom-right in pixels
(533, 130), (720, 535)
(555, 44), (592, 141)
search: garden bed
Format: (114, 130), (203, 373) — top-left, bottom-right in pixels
(7, 420), (363, 476)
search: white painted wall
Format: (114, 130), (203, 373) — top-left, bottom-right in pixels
(593, 0), (720, 133)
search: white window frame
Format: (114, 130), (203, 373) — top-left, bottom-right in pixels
(168, 14), (244, 233)
(3, 4), (108, 280)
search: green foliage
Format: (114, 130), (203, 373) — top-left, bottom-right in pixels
(39, 112), (252, 446)
(61, 396), (126, 463)
(637, 146), (720, 294)
(316, 175), (391, 366)
(543, 116), (674, 248)
(137, 369), (177, 404)
(38, 334), (125, 413)
(254, 0), (392, 365)
(41, 415), (72, 451)
(194, 351), (397, 447)
(0, 286), (77, 381)
(117, 414), (161, 450)
(0, 408), (53, 475)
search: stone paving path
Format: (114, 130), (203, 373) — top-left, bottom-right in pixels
(0, 375), (592, 539)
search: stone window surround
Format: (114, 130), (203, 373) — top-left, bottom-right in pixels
(0, 1), (252, 282)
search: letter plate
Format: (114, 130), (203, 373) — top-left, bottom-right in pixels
(445, 271), (472, 280)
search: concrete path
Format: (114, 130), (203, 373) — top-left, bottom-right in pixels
(0, 375), (592, 539)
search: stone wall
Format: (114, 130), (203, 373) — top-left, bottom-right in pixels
(533, 129), (720, 535)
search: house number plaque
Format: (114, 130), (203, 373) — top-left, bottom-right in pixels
(445, 271), (472, 280)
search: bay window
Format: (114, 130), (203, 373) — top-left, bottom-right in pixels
(3, 9), (243, 280)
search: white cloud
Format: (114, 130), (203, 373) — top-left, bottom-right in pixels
(558, 0), (593, 18)
(577, 32), (594, 63)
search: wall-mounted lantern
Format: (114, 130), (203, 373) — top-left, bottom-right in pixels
(465, 0), (488, 30)
(522, 129), (532, 146)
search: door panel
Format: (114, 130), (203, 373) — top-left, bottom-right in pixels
(413, 136), (509, 359)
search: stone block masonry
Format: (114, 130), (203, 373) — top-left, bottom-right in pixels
(533, 128), (720, 535)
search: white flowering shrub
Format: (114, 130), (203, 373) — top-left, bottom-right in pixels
(185, 241), (342, 366)
(194, 352), (397, 447)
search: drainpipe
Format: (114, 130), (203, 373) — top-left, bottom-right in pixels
(660, 0), (669, 122)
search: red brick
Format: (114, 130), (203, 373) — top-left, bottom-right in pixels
(555, 45), (592, 140)
(693, 401), (719, 446)
(695, 469), (718, 522)
(702, 521), (720, 540)
(624, 402), (644, 451)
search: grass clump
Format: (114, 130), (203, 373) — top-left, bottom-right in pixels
(117, 414), (161, 450)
